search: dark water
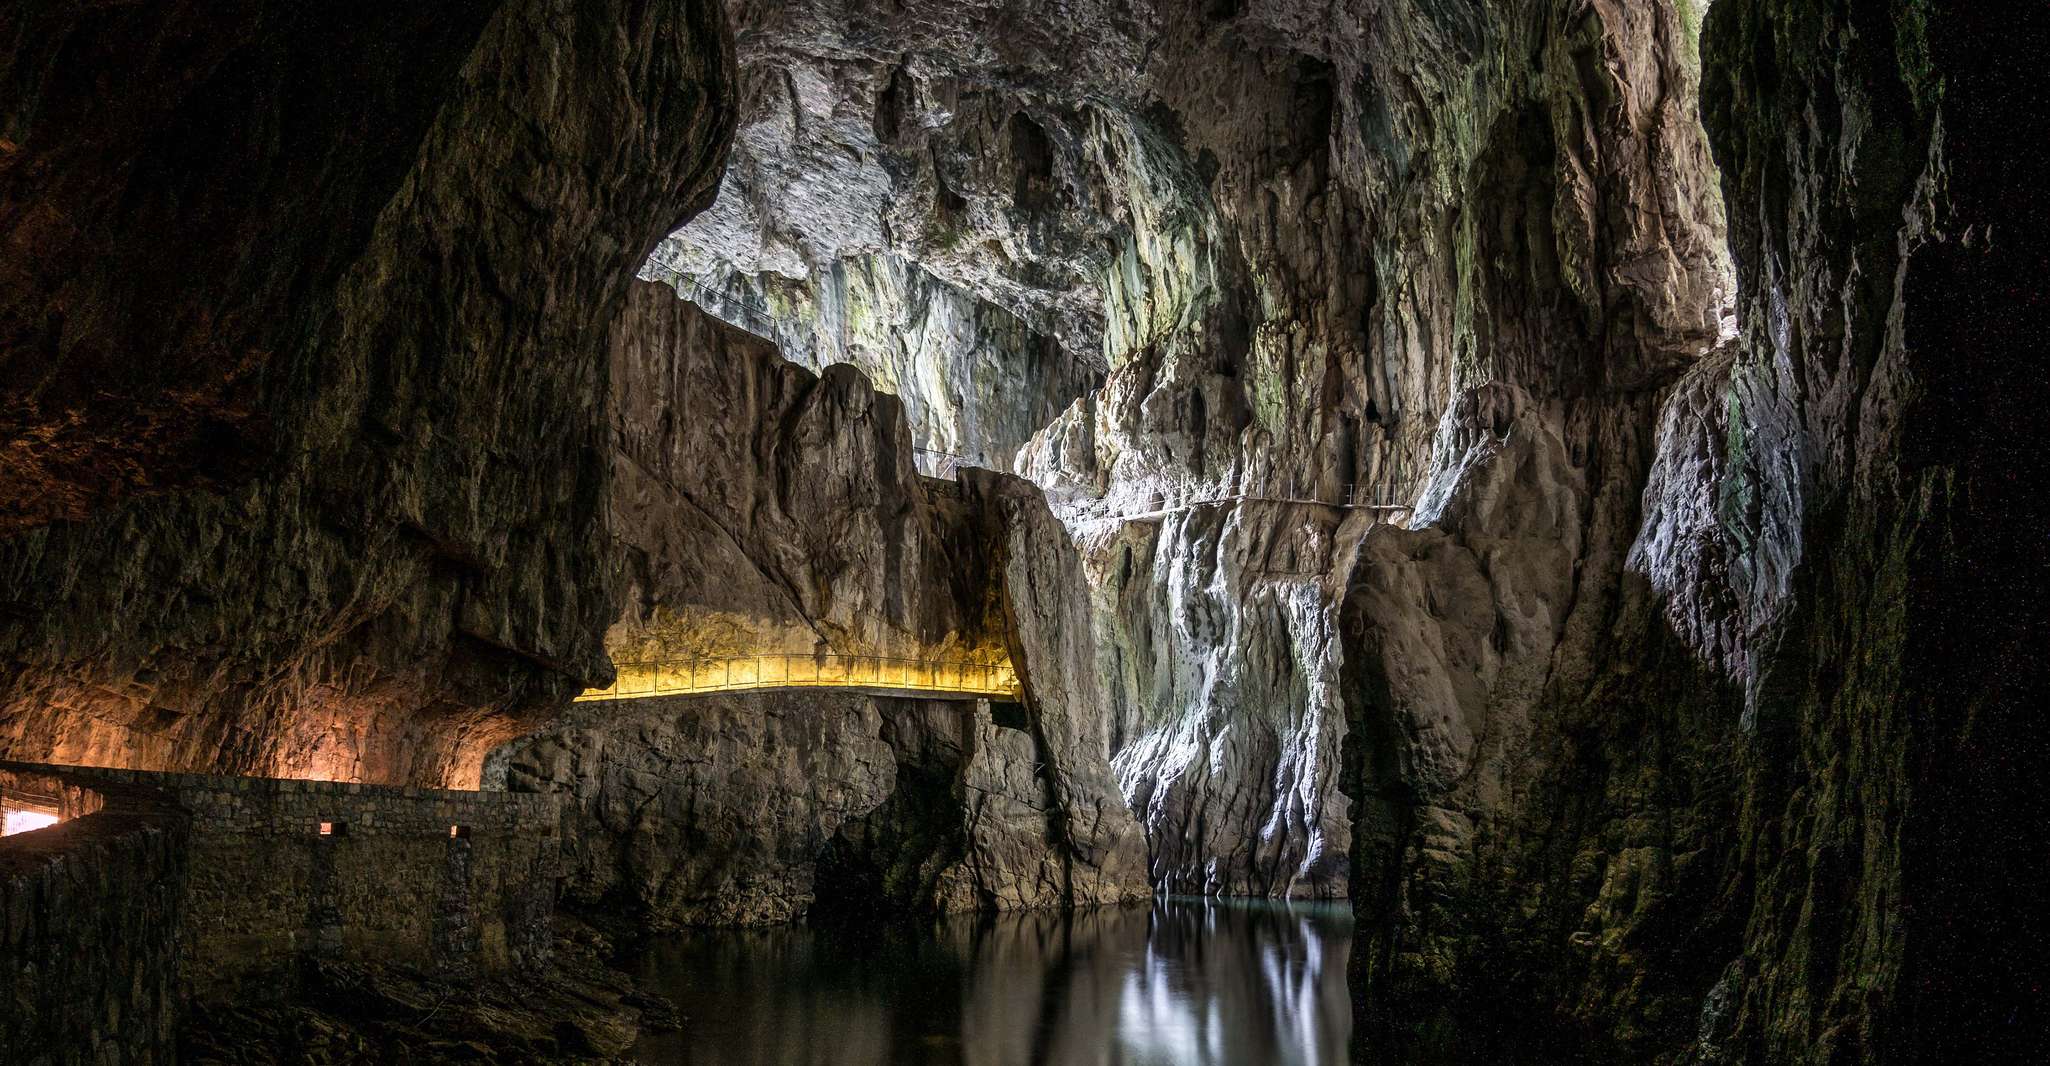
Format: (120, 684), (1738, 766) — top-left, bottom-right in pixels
(632, 898), (1353, 1065)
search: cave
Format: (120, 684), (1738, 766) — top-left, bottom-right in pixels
(2, 1), (2044, 1063)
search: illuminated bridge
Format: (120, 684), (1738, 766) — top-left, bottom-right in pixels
(574, 653), (1023, 703)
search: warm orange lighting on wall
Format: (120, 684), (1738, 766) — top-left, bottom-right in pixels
(293, 748), (363, 785)
(318, 821), (336, 836)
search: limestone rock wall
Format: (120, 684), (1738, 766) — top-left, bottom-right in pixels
(505, 687), (1145, 927)
(1344, 1), (2050, 1061)
(641, 0), (2048, 1057)
(962, 470), (1150, 906)
(1675, 3), (2047, 1060)
(0, 0), (736, 787)
(606, 279), (995, 665)
(1056, 0), (1731, 904)
(511, 282), (1148, 922)
(657, 0), (1731, 903)
(638, 255), (1103, 472)
(503, 690), (894, 927)
(0, 1), (500, 530)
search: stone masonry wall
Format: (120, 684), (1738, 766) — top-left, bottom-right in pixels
(3, 762), (560, 1026)
(88, 767), (559, 1004)
(1, 767), (189, 1066)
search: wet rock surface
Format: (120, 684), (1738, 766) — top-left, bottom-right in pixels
(1671, 3), (2049, 1060)
(503, 690), (896, 927)
(1342, 1), (2050, 1060)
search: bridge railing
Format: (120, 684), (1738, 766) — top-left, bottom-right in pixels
(575, 653), (1023, 703)
(914, 447), (970, 480)
(667, 276), (782, 340)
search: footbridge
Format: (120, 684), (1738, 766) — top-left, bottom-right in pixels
(574, 653), (1023, 703)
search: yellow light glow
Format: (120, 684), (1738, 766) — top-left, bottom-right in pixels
(2, 808), (60, 836)
(576, 652), (1024, 703)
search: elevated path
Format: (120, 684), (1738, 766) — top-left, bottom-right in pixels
(1068, 493), (1412, 527)
(574, 653), (1023, 703)
(1057, 487), (1410, 528)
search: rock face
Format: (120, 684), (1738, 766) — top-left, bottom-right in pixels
(1352, 2), (2044, 1060)
(1671, 3), (2046, 1060)
(505, 689), (1142, 926)
(0, 0), (735, 786)
(653, 0), (1731, 903)
(0, 2), (501, 529)
(649, 0), (2049, 1058)
(639, 253), (1103, 473)
(604, 280), (994, 665)
(501, 690), (896, 926)
(494, 283), (1147, 923)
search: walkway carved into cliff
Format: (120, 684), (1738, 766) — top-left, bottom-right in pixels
(574, 653), (1023, 703)
(1064, 486), (1414, 529)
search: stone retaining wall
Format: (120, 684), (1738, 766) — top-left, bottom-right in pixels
(1, 761), (561, 1063)
(66, 766), (561, 1003)
(1, 766), (189, 1066)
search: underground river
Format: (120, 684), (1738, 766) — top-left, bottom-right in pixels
(632, 898), (1352, 1065)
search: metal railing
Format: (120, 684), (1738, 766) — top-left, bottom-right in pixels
(915, 447), (971, 480)
(1064, 481), (1414, 528)
(669, 276), (782, 340)
(0, 783), (63, 837)
(575, 653), (1023, 703)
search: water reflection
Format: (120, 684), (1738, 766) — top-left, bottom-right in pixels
(633, 897), (1351, 1065)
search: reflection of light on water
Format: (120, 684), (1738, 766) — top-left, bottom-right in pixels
(1111, 901), (1347, 1066)
(2, 808), (60, 836)
(634, 899), (1351, 1066)
(1296, 919), (1324, 1062)
(1117, 968), (1215, 1064)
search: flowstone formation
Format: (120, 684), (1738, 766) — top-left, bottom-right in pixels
(0, 0), (734, 786)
